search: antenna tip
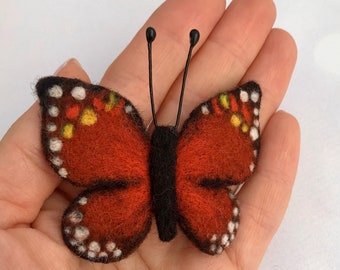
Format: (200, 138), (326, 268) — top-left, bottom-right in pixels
(190, 29), (200, 46)
(146, 27), (156, 43)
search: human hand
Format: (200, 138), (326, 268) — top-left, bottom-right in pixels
(0, 0), (299, 269)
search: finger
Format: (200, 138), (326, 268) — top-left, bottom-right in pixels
(101, 0), (226, 122)
(228, 111), (300, 269)
(0, 59), (90, 229)
(56, 58), (91, 82)
(156, 0), (276, 125)
(241, 28), (297, 125)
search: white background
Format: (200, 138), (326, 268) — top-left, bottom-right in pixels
(0, 1), (339, 269)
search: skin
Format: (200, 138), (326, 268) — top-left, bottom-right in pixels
(0, 0), (300, 269)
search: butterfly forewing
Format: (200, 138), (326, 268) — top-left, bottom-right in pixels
(36, 77), (150, 186)
(36, 77), (152, 262)
(176, 81), (261, 254)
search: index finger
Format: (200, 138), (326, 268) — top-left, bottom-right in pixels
(101, 0), (226, 123)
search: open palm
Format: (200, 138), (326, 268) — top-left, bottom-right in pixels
(0, 0), (300, 269)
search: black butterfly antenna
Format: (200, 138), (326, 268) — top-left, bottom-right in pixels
(146, 27), (200, 129)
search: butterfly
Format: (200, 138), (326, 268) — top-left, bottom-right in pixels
(36, 27), (261, 263)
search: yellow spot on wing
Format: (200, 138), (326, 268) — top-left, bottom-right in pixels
(81, 109), (97, 126)
(105, 92), (117, 112)
(231, 114), (242, 127)
(62, 123), (74, 139)
(241, 123), (249, 133)
(219, 93), (229, 109)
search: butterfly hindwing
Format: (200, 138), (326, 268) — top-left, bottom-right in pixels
(62, 183), (152, 263)
(36, 77), (152, 262)
(176, 81), (261, 254)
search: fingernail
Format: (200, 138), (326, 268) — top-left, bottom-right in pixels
(54, 58), (81, 75)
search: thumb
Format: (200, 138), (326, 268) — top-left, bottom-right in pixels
(0, 59), (90, 229)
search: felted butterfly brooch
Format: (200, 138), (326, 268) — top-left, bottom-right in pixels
(36, 27), (261, 263)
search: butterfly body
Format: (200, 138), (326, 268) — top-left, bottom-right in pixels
(150, 126), (179, 242)
(37, 76), (261, 263)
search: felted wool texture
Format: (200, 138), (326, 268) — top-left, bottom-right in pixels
(37, 76), (153, 263)
(36, 76), (150, 187)
(149, 126), (179, 242)
(177, 184), (240, 254)
(175, 81), (261, 253)
(177, 81), (261, 185)
(62, 183), (152, 263)
(37, 76), (262, 262)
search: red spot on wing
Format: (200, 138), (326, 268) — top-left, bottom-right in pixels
(66, 104), (81, 119)
(241, 102), (252, 123)
(211, 98), (223, 115)
(93, 97), (105, 111)
(229, 94), (238, 112)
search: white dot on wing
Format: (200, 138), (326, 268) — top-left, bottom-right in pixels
(50, 156), (63, 166)
(250, 127), (259, 141)
(46, 122), (57, 132)
(89, 241), (101, 253)
(68, 210), (83, 224)
(228, 221), (236, 233)
(87, 251), (96, 258)
(64, 226), (71, 234)
(201, 105), (210, 115)
(216, 245), (223, 254)
(58, 167), (68, 178)
(69, 239), (77, 246)
(251, 91), (260, 103)
(249, 162), (255, 172)
(48, 106), (59, 117)
(48, 85), (63, 98)
(233, 207), (239, 217)
(106, 241), (116, 252)
(78, 245), (86, 253)
(221, 234), (229, 245)
(49, 138), (62, 152)
(74, 226), (90, 241)
(71, 86), (86, 100)
(78, 197), (88, 206)
(125, 105), (133, 114)
(240, 90), (249, 102)
(210, 234), (217, 243)
(113, 249), (122, 258)
(210, 244), (217, 253)
(99, 252), (108, 258)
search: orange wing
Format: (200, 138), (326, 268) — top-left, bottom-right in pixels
(36, 77), (151, 262)
(37, 76), (150, 187)
(62, 183), (151, 263)
(176, 81), (261, 254)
